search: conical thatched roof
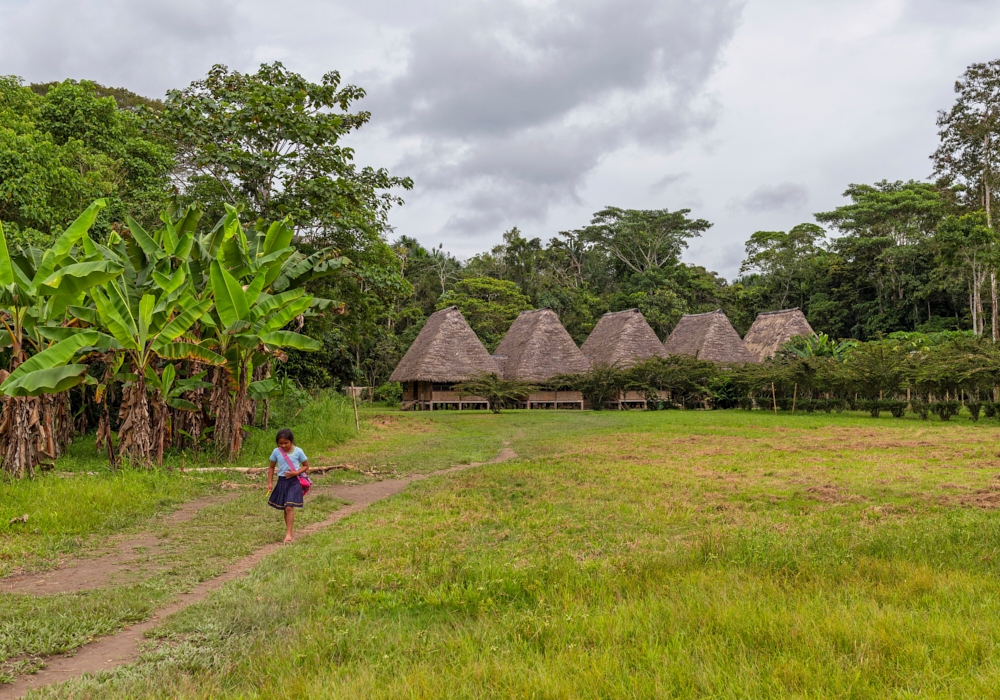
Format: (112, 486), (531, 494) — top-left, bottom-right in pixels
(580, 309), (666, 368)
(389, 307), (498, 382)
(493, 309), (591, 381)
(663, 310), (755, 364)
(743, 308), (816, 362)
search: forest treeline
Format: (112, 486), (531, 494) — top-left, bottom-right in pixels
(3, 59), (1000, 398)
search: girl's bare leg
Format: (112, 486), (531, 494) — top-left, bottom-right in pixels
(284, 507), (294, 542)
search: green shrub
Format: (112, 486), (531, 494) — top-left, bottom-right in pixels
(861, 399), (881, 418)
(775, 397), (794, 411)
(884, 400), (907, 418)
(373, 382), (402, 405)
(984, 402), (1000, 419)
(911, 400), (930, 420)
(930, 401), (961, 421)
(967, 401), (982, 422)
(737, 397), (754, 411)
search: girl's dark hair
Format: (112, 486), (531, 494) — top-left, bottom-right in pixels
(275, 428), (294, 444)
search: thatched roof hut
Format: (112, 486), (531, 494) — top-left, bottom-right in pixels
(493, 309), (591, 382)
(580, 309), (666, 368)
(743, 308), (816, 362)
(389, 306), (498, 382)
(663, 310), (755, 364)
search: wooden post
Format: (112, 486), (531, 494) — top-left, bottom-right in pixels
(771, 382), (778, 415)
(792, 383), (798, 414)
(350, 382), (360, 431)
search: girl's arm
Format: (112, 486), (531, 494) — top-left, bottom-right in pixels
(300, 459), (310, 475)
(268, 462), (276, 490)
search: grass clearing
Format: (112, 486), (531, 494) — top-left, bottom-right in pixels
(26, 408), (1000, 698)
(0, 393), (357, 680)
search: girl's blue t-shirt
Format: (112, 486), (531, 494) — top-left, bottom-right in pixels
(270, 446), (308, 476)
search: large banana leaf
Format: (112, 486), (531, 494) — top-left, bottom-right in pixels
(249, 377), (281, 400)
(126, 217), (166, 262)
(259, 331), (322, 351)
(0, 221), (13, 287)
(155, 297), (213, 343)
(151, 267), (186, 294)
(252, 289), (306, 321)
(1, 331), (99, 392)
(211, 261), (249, 328)
(32, 199), (107, 289)
(154, 341), (226, 365)
(263, 296), (313, 333)
(2, 364), (91, 397)
(37, 261), (124, 296)
(92, 287), (139, 350)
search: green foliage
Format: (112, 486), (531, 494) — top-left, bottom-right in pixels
(452, 373), (535, 413)
(437, 277), (533, 351)
(557, 364), (628, 410)
(0, 76), (173, 243)
(930, 401), (961, 421)
(149, 62), (412, 251)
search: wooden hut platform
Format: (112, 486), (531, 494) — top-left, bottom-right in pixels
(493, 309), (590, 409)
(390, 306), (498, 410)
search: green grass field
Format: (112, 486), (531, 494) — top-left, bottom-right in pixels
(11, 407), (1000, 697)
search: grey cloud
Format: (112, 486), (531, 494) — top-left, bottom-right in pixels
(731, 183), (809, 214)
(0, 0), (243, 95)
(368, 0), (745, 237)
(649, 173), (689, 193)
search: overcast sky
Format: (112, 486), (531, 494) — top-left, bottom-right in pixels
(2, 0), (999, 278)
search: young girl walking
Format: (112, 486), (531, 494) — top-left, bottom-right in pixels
(267, 428), (310, 542)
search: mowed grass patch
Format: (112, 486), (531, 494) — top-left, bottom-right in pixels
(35, 409), (1000, 699)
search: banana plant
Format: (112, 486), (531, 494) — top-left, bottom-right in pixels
(144, 363), (212, 464)
(0, 201), (124, 477)
(207, 260), (321, 458)
(91, 272), (223, 465)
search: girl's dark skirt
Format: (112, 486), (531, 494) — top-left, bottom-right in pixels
(268, 476), (304, 510)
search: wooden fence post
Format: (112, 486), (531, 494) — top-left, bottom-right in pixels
(350, 382), (360, 432)
(771, 383), (778, 415)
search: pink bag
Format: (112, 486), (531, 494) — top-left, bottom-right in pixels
(280, 449), (312, 496)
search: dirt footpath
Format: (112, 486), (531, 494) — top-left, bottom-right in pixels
(0, 446), (517, 700)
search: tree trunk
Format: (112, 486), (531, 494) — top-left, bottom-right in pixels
(118, 377), (154, 466)
(55, 391), (73, 455)
(211, 365), (233, 458)
(227, 361), (252, 460)
(993, 272), (998, 342)
(1, 395), (40, 479)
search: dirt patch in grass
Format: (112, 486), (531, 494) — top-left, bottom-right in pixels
(947, 487), (1000, 510)
(805, 484), (866, 504)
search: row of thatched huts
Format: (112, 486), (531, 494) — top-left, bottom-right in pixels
(390, 306), (814, 410)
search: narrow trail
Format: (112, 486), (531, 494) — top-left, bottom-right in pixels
(0, 446), (517, 700)
(1, 494), (240, 595)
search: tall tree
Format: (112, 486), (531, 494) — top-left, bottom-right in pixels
(578, 206), (711, 275)
(151, 62), (412, 251)
(740, 223), (826, 309)
(933, 60), (1000, 339)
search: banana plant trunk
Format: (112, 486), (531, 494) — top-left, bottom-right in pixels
(118, 376), (154, 466)
(210, 365), (233, 458)
(151, 394), (168, 466)
(0, 395), (40, 478)
(227, 363), (252, 460)
(56, 391), (74, 455)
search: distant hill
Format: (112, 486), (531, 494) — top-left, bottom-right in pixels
(29, 80), (163, 111)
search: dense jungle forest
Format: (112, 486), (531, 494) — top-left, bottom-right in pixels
(3, 59), (1000, 399)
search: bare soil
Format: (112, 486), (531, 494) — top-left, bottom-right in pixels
(0, 446), (517, 699)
